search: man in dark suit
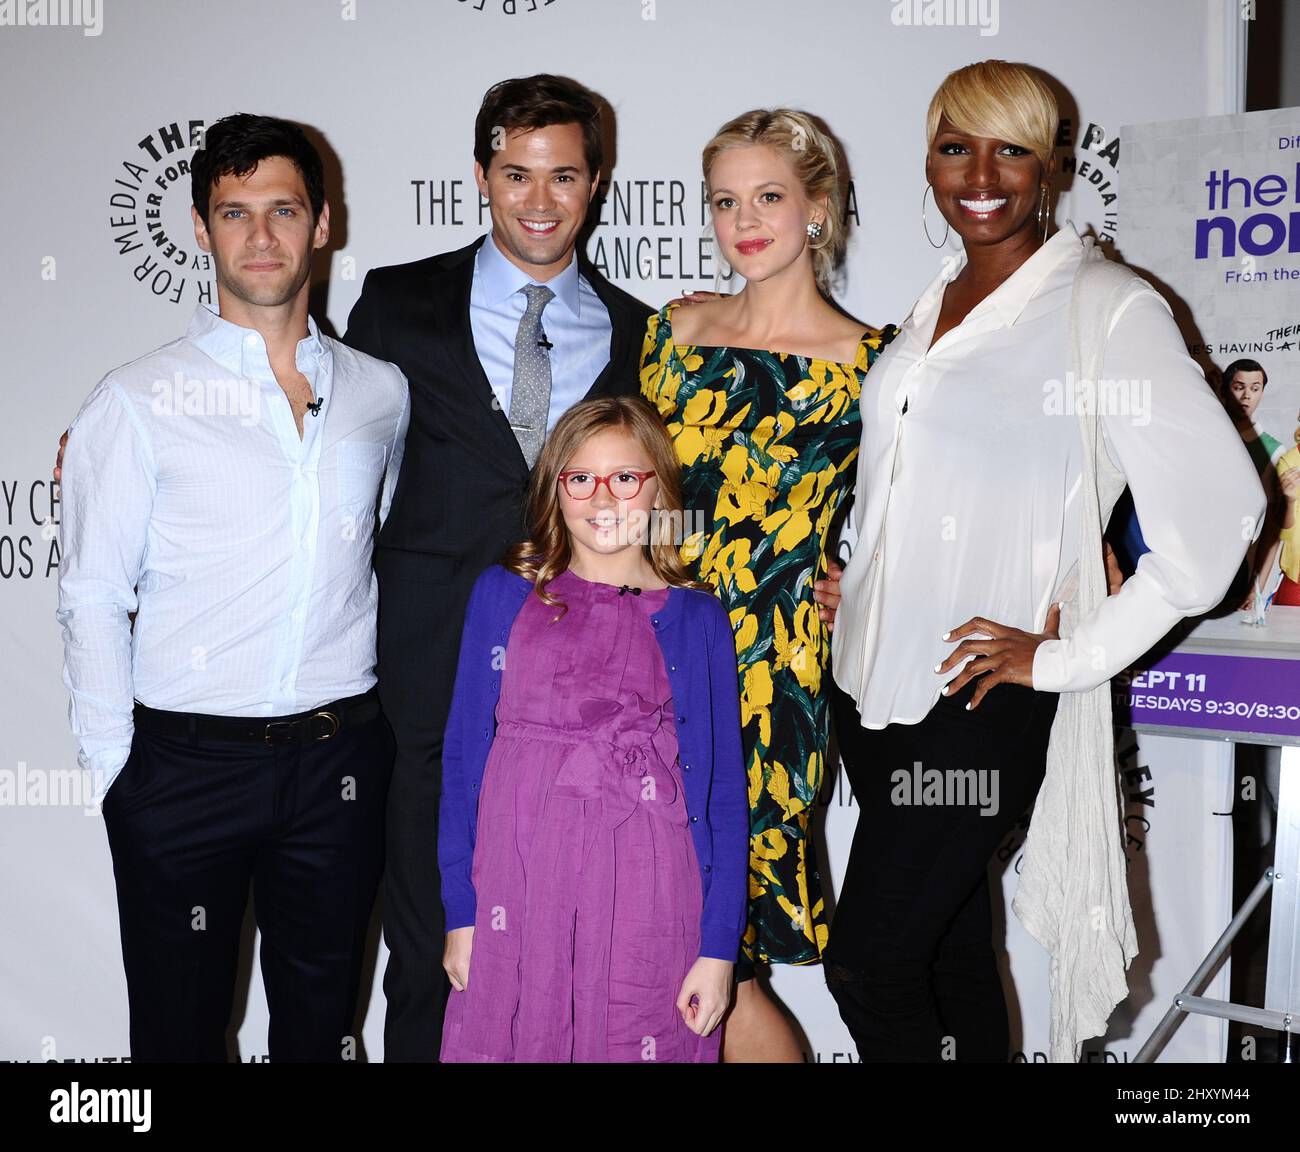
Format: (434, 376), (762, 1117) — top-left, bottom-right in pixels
(343, 74), (652, 1062)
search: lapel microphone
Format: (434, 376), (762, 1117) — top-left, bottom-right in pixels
(306, 396), (325, 416)
(537, 330), (553, 351)
(618, 585), (642, 597)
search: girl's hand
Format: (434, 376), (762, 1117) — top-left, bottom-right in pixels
(813, 558), (843, 631)
(936, 603), (1062, 710)
(1279, 466), (1300, 499)
(676, 956), (733, 1036)
(443, 926), (474, 992)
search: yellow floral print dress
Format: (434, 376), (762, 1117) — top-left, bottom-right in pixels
(640, 302), (893, 969)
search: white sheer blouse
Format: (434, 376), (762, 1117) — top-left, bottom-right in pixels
(832, 223), (1266, 727)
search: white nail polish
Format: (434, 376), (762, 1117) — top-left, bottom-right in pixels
(965, 702), (973, 711)
(941, 631), (951, 641)
(934, 663), (942, 672)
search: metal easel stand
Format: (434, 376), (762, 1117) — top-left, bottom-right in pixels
(1135, 744), (1299, 1063)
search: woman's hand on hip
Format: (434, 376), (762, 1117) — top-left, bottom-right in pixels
(935, 603), (1062, 710)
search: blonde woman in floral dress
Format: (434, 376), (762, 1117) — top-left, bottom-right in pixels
(640, 108), (892, 1062)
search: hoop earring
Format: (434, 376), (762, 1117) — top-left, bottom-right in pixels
(922, 184), (949, 248)
(1037, 185), (1052, 244)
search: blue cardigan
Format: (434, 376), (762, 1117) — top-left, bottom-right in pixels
(438, 564), (749, 962)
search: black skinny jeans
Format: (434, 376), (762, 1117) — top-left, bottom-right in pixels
(825, 678), (1058, 1062)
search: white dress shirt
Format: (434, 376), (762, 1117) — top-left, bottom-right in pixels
(468, 231), (612, 427)
(57, 304), (410, 801)
(832, 222), (1265, 727)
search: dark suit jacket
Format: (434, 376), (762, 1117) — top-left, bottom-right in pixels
(343, 235), (654, 750)
(344, 235), (653, 580)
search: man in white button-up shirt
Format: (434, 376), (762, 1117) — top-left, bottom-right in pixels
(57, 114), (409, 1062)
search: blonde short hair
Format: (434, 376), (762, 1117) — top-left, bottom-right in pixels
(926, 60), (1058, 175)
(702, 108), (846, 296)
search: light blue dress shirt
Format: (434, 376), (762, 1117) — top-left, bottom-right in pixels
(468, 231), (612, 431)
(57, 304), (409, 802)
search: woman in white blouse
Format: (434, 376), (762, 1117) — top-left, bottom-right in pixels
(826, 60), (1265, 1062)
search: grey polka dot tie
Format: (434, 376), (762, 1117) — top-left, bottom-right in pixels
(508, 283), (555, 468)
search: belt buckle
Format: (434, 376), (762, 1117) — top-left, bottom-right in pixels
(264, 720), (298, 745)
(311, 710), (341, 742)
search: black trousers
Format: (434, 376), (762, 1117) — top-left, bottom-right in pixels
(374, 550), (471, 1062)
(825, 678), (1058, 1063)
(102, 696), (393, 1063)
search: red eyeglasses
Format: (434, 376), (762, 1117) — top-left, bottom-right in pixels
(557, 469), (657, 500)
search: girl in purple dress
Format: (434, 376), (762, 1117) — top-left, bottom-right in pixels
(438, 396), (749, 1063)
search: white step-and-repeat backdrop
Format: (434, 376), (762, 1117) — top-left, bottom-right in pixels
(0, 0), (1249, 1062)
